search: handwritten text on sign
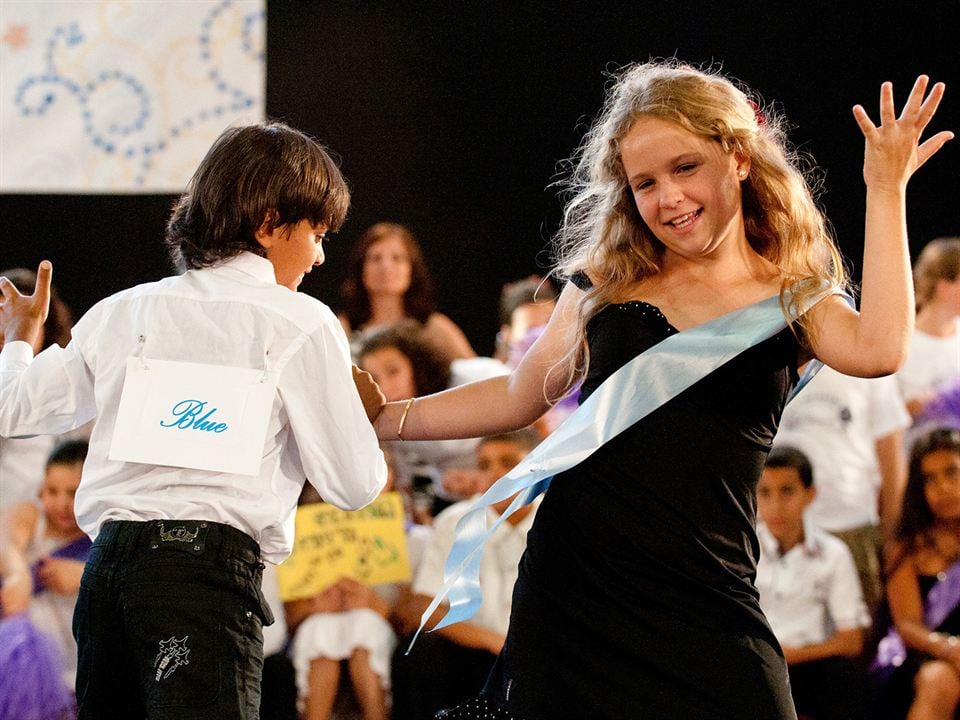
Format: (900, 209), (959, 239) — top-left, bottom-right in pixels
(277, 493), (411, 601)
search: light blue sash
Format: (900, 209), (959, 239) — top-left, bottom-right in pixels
(409, 285), (843, 650)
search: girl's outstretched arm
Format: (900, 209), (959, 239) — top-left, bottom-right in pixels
(808, 76), (954, 377)
(373, 281), (584, 441)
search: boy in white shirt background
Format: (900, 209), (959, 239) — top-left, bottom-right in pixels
(756, 446), (872, 720)
(773, 366), (910, 615)
(0, 122), (387, 719)
(391, 428), (541, 720)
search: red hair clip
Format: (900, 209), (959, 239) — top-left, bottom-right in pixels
(748, 99), (767, 127)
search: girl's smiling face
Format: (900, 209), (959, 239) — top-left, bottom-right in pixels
(620, 116), (749, 262)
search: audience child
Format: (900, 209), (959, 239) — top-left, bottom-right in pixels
(756, 445), (872, 720)
(359, 323), (508, 519)
(0, 439), (91, 717)
(390, 428), (541, 719)
(774, 367), (910, 613)
(0, 122), (387, 718)
(339, 222), (475, 361)
(492, 277), (576, 438)
(872, 427), (960, 720)
(898, 238), (960, 423)
(285, 454), (429, 720)
(493, 276), (558, 366)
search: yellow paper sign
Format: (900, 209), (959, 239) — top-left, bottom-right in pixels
(277, 492), (411, 601)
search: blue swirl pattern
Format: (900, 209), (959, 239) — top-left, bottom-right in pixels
(13, 0), (264, 187)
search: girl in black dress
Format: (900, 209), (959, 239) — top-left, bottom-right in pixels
(373, 61), (953, 719)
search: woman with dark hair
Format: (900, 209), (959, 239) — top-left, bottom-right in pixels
(0, 268), (76, 511)
(872, 428), (960, 720)
(339, 223), (475, 360)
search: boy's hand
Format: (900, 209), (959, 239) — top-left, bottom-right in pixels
(0, 261), (52, 351)
(352, 365), (386, 422)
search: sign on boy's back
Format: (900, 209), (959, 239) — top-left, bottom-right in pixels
(277, 492), (411, 601)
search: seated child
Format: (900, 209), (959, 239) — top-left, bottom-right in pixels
(871, 427), (960, 720)
(286, 449), (432, 720)
(390, 428), (541, 720)
(0, 439), (91, 715)
(755, 446), (871, 720)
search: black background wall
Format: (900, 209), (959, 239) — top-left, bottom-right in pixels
(2, 1), (958, 356)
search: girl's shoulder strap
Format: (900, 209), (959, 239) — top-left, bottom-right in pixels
(568, 271), (592, 290)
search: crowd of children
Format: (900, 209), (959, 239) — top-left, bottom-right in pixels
(0, 64), (957, 719)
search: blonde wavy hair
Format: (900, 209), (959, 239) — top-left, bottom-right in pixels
(549, 60), (848, 397)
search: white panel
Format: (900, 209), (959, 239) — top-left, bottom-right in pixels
(0, 0), (265, 193)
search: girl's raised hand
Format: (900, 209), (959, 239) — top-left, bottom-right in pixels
(853, 76), (954, 192)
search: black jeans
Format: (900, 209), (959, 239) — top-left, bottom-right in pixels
(72, 519), (274, 719)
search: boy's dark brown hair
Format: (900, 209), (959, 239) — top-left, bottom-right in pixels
(764, 446), (814, 488)
(165, 122), (350, 269)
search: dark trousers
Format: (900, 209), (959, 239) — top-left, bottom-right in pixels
(260, 652), (298, 720)
(789, 656), (870, 720)
(72, 519), (274, 720)
(391, 632), (497, 720)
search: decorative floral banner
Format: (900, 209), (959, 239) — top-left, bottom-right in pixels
(0, 0), (264, 193)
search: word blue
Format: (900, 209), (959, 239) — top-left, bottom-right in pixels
(160, 399), (229, 433)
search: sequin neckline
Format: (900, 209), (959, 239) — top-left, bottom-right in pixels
(607, 299), (679, 335)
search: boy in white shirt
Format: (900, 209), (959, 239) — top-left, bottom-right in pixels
(391, 428), (541, 720)
(0, 123), (387, 719)
(756, 446), (872, 720)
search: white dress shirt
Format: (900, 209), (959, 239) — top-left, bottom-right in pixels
(413, 496), (539, 636)
(756, 518), (870, 648)
(774, 367), (910, 531)
(0, 253), (386, 562)
(897, 327), (960, 403)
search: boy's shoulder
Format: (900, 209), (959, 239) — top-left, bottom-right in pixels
(805, 524), (857, 567)
(84, 269), (339, 335)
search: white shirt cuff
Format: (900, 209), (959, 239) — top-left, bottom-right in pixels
(0, 340), (34, 370)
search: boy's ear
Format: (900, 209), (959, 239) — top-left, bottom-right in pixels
(254, 210), (281, 249)
(805, 484), (817, 504)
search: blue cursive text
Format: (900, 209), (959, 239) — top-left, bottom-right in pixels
(159, 399), (229, 433)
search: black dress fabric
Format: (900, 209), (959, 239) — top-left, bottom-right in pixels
(441, 275), (801, 720)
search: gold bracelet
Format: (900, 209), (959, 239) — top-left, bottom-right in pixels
(397, 397), (415, 440)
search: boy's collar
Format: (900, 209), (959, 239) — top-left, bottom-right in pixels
(215, 251), (277, 285)
(758, 513), (823, 559)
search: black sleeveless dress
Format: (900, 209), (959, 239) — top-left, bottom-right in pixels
(441, 279), (800, 720)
